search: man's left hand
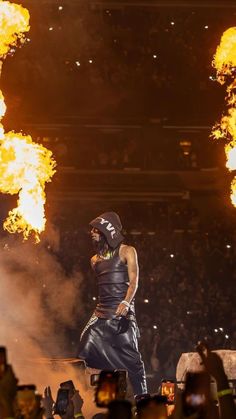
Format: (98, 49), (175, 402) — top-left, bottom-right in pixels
(116, 302), (129, 317)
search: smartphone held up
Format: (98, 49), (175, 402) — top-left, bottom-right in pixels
(94, 370), (127, 408)
(54, 380), (76, 416)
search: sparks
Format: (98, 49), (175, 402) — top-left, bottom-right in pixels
(0, 1), (56, 241)
(212, 27), (236, 206)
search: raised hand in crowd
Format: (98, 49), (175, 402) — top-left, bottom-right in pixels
(42, 386), (54, 419)
(42, 383), (84, 419)
(197, 342), (236, 419)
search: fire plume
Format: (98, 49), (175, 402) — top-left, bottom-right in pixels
(0, 1), (56, 242)
(0, 0), (29, 57)
(212, 27), (236, 206)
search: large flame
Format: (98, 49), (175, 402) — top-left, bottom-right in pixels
(0, 1), (29, 56)
(0, 1), (56, 242)
(212, 27), (236, 206)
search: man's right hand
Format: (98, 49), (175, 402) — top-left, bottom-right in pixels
(115, 302), (129, 317)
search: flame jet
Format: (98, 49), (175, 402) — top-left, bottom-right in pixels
(212, 27), (236, 206)
(0, 1), (56, 242)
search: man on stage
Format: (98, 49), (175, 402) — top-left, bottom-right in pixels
(78, 212), (147, 396)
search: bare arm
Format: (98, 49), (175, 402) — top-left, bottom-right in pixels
(115, 245), (139, 316)
(124, 245), (139, 303)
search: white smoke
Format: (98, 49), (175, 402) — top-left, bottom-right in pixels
(0, 228), (83, 384)
(0, 225), (101, 417)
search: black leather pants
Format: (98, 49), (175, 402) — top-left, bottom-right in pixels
(77, 316), (147, 395)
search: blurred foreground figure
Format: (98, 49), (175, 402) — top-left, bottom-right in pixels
(171, 343), (236, 419)
(77, 212), (147, 396)
(0, 363), (18, 419)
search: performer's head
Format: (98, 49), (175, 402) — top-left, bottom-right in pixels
(90, 211), (124, 253)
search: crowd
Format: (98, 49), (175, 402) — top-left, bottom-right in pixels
(0, 339), (235, 418)
(1, 3), (234, 121)
(37, 132), (218, 171)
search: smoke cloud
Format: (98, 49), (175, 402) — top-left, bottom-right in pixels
(0, 222), (101, 417)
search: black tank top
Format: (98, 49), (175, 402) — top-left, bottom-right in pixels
(92, 246), (135, 319)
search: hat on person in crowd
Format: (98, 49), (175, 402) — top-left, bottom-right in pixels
(90, 212), (124, 249)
